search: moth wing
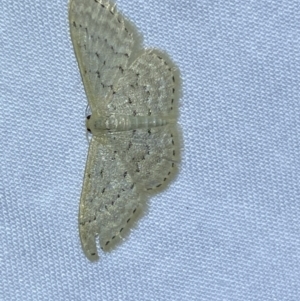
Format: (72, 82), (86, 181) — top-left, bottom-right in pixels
(107, 49), (180, 118)
(79, 136), (143, 261)
(107, 124), (180, 193)
(69, 0), (140, 111)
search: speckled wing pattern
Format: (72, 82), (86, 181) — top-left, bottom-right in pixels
(69, 0), (138, 111)
(69, 0), (180, 261)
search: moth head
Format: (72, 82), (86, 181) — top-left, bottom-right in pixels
(86, 115), (92, 133)
(86, 113), (112, 134)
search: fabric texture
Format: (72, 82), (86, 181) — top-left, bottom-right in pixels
(1, 0), (300, 300)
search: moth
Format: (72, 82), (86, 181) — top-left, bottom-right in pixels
(69, 0), (180, 261)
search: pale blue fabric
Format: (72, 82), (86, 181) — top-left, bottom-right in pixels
(1, 0), (300, 300)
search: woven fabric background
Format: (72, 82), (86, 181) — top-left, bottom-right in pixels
(1, 0), (300, 300)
